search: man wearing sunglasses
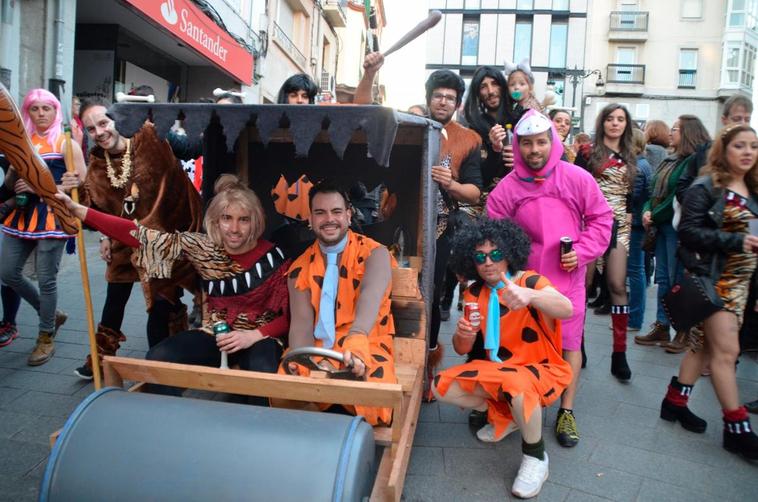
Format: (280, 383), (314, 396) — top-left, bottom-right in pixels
(487, 110), (613, 449)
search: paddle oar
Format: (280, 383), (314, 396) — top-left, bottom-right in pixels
(61, 99), (101, 390)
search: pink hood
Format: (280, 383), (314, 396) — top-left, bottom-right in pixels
(512, 109), (565, 180)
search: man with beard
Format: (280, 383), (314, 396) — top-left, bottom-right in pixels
(61, 97), (203, 379)
(282, 180), (397, 425)
(463, 66), (523, 201)
(487, 110), (613, 448)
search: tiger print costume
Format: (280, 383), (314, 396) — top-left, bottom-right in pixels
(689, 190), (758, 350)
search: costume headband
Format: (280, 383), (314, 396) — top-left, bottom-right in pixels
(514, 110), (552, 137)
(504, 58), (534, 84)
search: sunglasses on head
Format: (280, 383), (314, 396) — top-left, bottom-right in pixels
(473, 249), (504, 265)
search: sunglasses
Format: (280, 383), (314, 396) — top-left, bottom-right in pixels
(473, 249), (504, 265)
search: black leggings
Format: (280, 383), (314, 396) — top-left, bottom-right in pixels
(429, 231), (453, 350)
(145, 330), (283, 405)
(101, 281), (184, 347)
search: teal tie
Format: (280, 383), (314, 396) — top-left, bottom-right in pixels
(314, 235), (347, 348)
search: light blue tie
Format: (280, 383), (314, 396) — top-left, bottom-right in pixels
(483, 276), (509, 362)
(314, 234), (348, 348)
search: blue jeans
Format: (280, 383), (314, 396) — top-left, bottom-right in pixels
(0, 236), (65, 332)
(628, 226), (647, 329)
(654, 223), (681, 325)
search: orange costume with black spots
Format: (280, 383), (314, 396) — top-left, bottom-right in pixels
(435, 272), (572, 437)
(286, 230), (397, 425)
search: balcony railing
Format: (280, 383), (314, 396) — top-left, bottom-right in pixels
(607, 64), (646, 84)
(321, 70), (333, 92)
(609, 11), (649, 31)
(678, 69), (697, 88)
(272, 22), (307, 69)
(323, 0), (348, 28)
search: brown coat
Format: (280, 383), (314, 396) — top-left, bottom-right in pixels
(82, 123), (203, 307)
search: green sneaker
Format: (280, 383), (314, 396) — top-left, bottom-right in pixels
(555, 409), (579, 447)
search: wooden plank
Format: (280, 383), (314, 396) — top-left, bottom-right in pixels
(103, 357), (403, 408)
(373, 426), (392, 446)
(394, 363), (420, 392)
(391, 268), (420, 299)
(393, 338), (427, 367)
(390, 298), (425, 320)
(370, 447), (394, 501)
(103, 358), (124, 388)
(386, 370), (424, 501)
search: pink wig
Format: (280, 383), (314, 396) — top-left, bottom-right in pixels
(21, 88), (63, 149)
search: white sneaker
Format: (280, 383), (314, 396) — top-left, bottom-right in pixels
(511, 452), (549, 499)
(476, 421), (519, 442)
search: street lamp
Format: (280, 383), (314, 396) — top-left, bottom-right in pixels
(566, 66), (605, 109)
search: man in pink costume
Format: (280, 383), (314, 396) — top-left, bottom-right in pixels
(487, 110), (612, 448)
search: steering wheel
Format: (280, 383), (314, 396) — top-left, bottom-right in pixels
(282, 347), (359, 380)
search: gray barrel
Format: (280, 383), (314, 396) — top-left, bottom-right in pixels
(40, 388), (376, 502)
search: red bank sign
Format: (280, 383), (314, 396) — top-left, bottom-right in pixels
(125, 0), (254, 85)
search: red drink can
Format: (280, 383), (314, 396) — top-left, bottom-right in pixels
(464, 302), (481, 328)
(560, 236), (573, 256)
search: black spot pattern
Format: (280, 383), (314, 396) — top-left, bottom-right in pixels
(497, 347), (513, 361)
(271, 192), (280, 201)
(287, 193), (298, 201)
(373, 354), (388, 362)
(370, 367), (384, 379)
(289, 267), (302, 279)
(457, 370), (479, 378)
(337, 302), (341, 310)
(525, 274), (541, 289)
(337, 337), (346, 347)
(313, 275), (324, 287)
(352, 278), (361, 289)
(433, 374), (441, 388)
(310, 253), (316, 262)
(380, 343), (391, 353)
(469, 282), (483, 297)
(357, 256), (364, 263)
(544, 388), (556, 398)
(540, 358), (549, 364)
(497, 366), (517, 373)
(525, 365), (540, 379)
(339, 265), (348, 278)
(380, 315), (388, 326)
(521, 327), (539, 343)
(500, 305), (510, 317)
(499, 390), (513, 405)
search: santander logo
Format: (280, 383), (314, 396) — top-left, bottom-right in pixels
(161, 0), (178, 25)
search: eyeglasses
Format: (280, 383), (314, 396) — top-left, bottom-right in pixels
(473, 249), (504, 265)
(431, 93), (457, 104)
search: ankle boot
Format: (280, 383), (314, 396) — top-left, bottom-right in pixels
(634, 321), (670, 346)
(78, 324), (127, 376)
(660, 376), (707, 432)
(723, 408), (758, 460)
(665, 330), (690, 354)
(611, 352), (631, 381)
(28, 331), (55, 366)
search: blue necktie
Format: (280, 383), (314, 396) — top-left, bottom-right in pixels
(483, 277), (508, 362)
(314, 234), (348, 348)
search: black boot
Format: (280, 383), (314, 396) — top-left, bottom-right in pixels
(723, 416), (758, 460)
(610, 352), (631, 381)
(660, 399), (707, 433)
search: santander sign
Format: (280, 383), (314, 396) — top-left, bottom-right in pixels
(125, 0), (253, 85)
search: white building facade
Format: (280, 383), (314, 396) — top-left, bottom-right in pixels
(582, 0), (757, 134)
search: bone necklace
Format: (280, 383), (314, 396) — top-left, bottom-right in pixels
(104, 138), (132, 189)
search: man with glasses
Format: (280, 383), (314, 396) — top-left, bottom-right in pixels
(422, 70), (483, 399)
(487, 110), (613, 448)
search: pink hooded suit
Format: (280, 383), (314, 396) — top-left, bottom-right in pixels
(486, 110), (613, 351)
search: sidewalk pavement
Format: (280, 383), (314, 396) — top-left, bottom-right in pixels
(0, 231), (756, 501)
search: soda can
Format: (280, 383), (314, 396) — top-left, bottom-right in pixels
(212, 320), (231, 336)
(560, 236), (573, 256)
(464, 302), (481, 328)
(15, 193), (28, 206)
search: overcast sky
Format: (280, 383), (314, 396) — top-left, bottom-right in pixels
(380, 0), (429, 111)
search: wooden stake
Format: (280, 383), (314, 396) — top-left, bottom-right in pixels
(63, 128), (101, 390)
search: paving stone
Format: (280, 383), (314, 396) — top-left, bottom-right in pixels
(418, 401), (439, 423)
(402, 472), (508, 501)
(635, 478), (719, 502)
(0, 369), (89, 395)
(548, 459), (642, 502)
(413, 422), (487, 449)
(564, 489), (614, 501)
(407, 446), (443, 476)
(0, 438), (49, 478)
(438, 402), (469, 424)
(6, 391), (82, 418)
(10, 415), (66, 446)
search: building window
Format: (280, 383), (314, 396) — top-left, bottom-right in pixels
(464, 0), (481, 9)
(678, 49), (697, 88)
(461, 17), (480, 66)
(742, 43), (757, 88)
(681, 0), (703, 18)
(549, 23), (568, 68)
(726, 43), (741, 84)
(553, 0), (570, 10)
(727, 0), (758, 28)
(517, 0), (534, 10)
(514, 21), (532, 63)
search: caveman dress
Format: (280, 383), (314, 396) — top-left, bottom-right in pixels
(596, 153), (631, 254)
(287, 230), (397, 425)
(435, 272), (572, 438)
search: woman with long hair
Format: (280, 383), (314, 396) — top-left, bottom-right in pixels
(576, 103), (637, 381)
(0, 88), (86, 365)
(549, 109), (576, 163)
(659, 124), (758, 460)
(637, 116), (711, 351)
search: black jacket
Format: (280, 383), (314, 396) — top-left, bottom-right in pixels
(678, 175), (758, 288)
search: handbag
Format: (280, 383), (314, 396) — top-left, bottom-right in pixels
(662, 270), (723, 332)
(641, 225), (657, 253)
